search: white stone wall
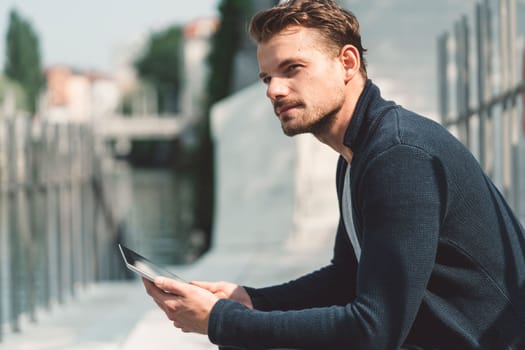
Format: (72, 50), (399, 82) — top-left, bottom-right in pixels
(211, 83), (339, 252)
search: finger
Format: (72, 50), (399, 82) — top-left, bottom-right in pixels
(143, 277), (159, 296)
(154, 299), (168, 314)
(155, 277), (188, 296)
(144, 278), (173, 303)
(142, 277), (154, 290)
(145, 283), (165, 299)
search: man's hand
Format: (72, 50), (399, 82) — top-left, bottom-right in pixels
(191, 280), (254, 309)
(143, 277), (219, 334)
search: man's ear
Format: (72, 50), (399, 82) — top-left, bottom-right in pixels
(339, 45), (360, 83)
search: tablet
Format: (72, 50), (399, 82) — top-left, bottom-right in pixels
(118, 244), (187, 283)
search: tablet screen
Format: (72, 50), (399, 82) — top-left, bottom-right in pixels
(118, 244), (187, 283)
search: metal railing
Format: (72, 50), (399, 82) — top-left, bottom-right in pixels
(0, 116), (127, 340)
(437, 0), (524, 221)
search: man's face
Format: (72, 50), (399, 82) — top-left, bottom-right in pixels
(257, 26), (346, 137)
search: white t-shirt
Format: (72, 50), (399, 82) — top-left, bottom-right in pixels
(342, 166), (361, 262)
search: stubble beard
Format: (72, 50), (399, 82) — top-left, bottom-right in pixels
(281, 105), (341, 138)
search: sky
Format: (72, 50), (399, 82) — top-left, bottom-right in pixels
(0, 0), (220, 74)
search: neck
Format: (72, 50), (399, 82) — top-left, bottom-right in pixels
(313, 76), (366, 164)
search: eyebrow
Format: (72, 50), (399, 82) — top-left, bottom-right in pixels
(258, 58), (300, 80)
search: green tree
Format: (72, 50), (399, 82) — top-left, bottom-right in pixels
(135, 25), (184, 114)
(206, 0), (252, 106)
(4, 9), (43, 114)
(187, 0), (252, 249)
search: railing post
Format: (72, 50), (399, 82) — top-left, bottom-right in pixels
(39, 121), (51, 311)
(21, 117), (37, 324)
(50, 123), (63, 305)
(0, 119), (7, 341)
(437, 33), (449, 124)
(475, 0), (493, 172)
(7, 118), (20, 333)
(499, 0), (511, 199)
(506, 0), (520, 215)
(455, 16), (471, 147)
(440, 0), (522, 222)
(498, 0), (519, 205)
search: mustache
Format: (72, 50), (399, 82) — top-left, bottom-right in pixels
(273, 99), (304, 115)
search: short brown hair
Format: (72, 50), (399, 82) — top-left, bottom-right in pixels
(249, 0), (367, 76)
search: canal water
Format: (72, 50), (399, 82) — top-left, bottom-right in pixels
(106, 162), (207, 265)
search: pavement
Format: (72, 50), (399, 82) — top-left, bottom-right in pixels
(0, 228), (335, 350)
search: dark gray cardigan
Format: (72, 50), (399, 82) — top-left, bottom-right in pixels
(208, 80), (525, 350)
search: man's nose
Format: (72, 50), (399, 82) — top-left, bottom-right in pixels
(266, 78), (288, 101)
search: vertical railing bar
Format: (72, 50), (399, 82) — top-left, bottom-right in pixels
(476, 2), (486, 168)
(41, 121), (51, 311)
(499, 0), (512, 198)
(66, 124), (76, 298)
(484, 0), (495, 179)
(437, 33), (450, 124)
(22, 118), (37, 323)
(463, 16), (471, 149)
(506, 0), (519, 213)
(0, 119), (7, 341)
(54, 123), (64, 305)
(8, 118), (20, 333)
(455, 20), (464, 143)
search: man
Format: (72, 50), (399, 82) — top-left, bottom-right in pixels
(144, 1), (525, 349)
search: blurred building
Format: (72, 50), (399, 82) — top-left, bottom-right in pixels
(112, 34), (157, 115)
(41, 66), (120, 122)
(181, 17), (219, 120)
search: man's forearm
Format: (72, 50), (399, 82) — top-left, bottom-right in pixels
(244, 262), (355, 311)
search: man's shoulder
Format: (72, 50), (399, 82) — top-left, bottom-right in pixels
(357, 106), (463, 166)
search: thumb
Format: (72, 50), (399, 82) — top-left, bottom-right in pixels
(191, 281), (230, 299)
(190, 280), (216, 291)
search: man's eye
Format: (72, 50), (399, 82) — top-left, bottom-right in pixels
(286, 65), (300, 73)
(262, 76), (271, 84)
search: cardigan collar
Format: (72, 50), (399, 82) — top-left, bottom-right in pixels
(342, 79), (394, 156)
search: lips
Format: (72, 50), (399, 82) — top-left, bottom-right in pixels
(274, 101), (302, 117)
